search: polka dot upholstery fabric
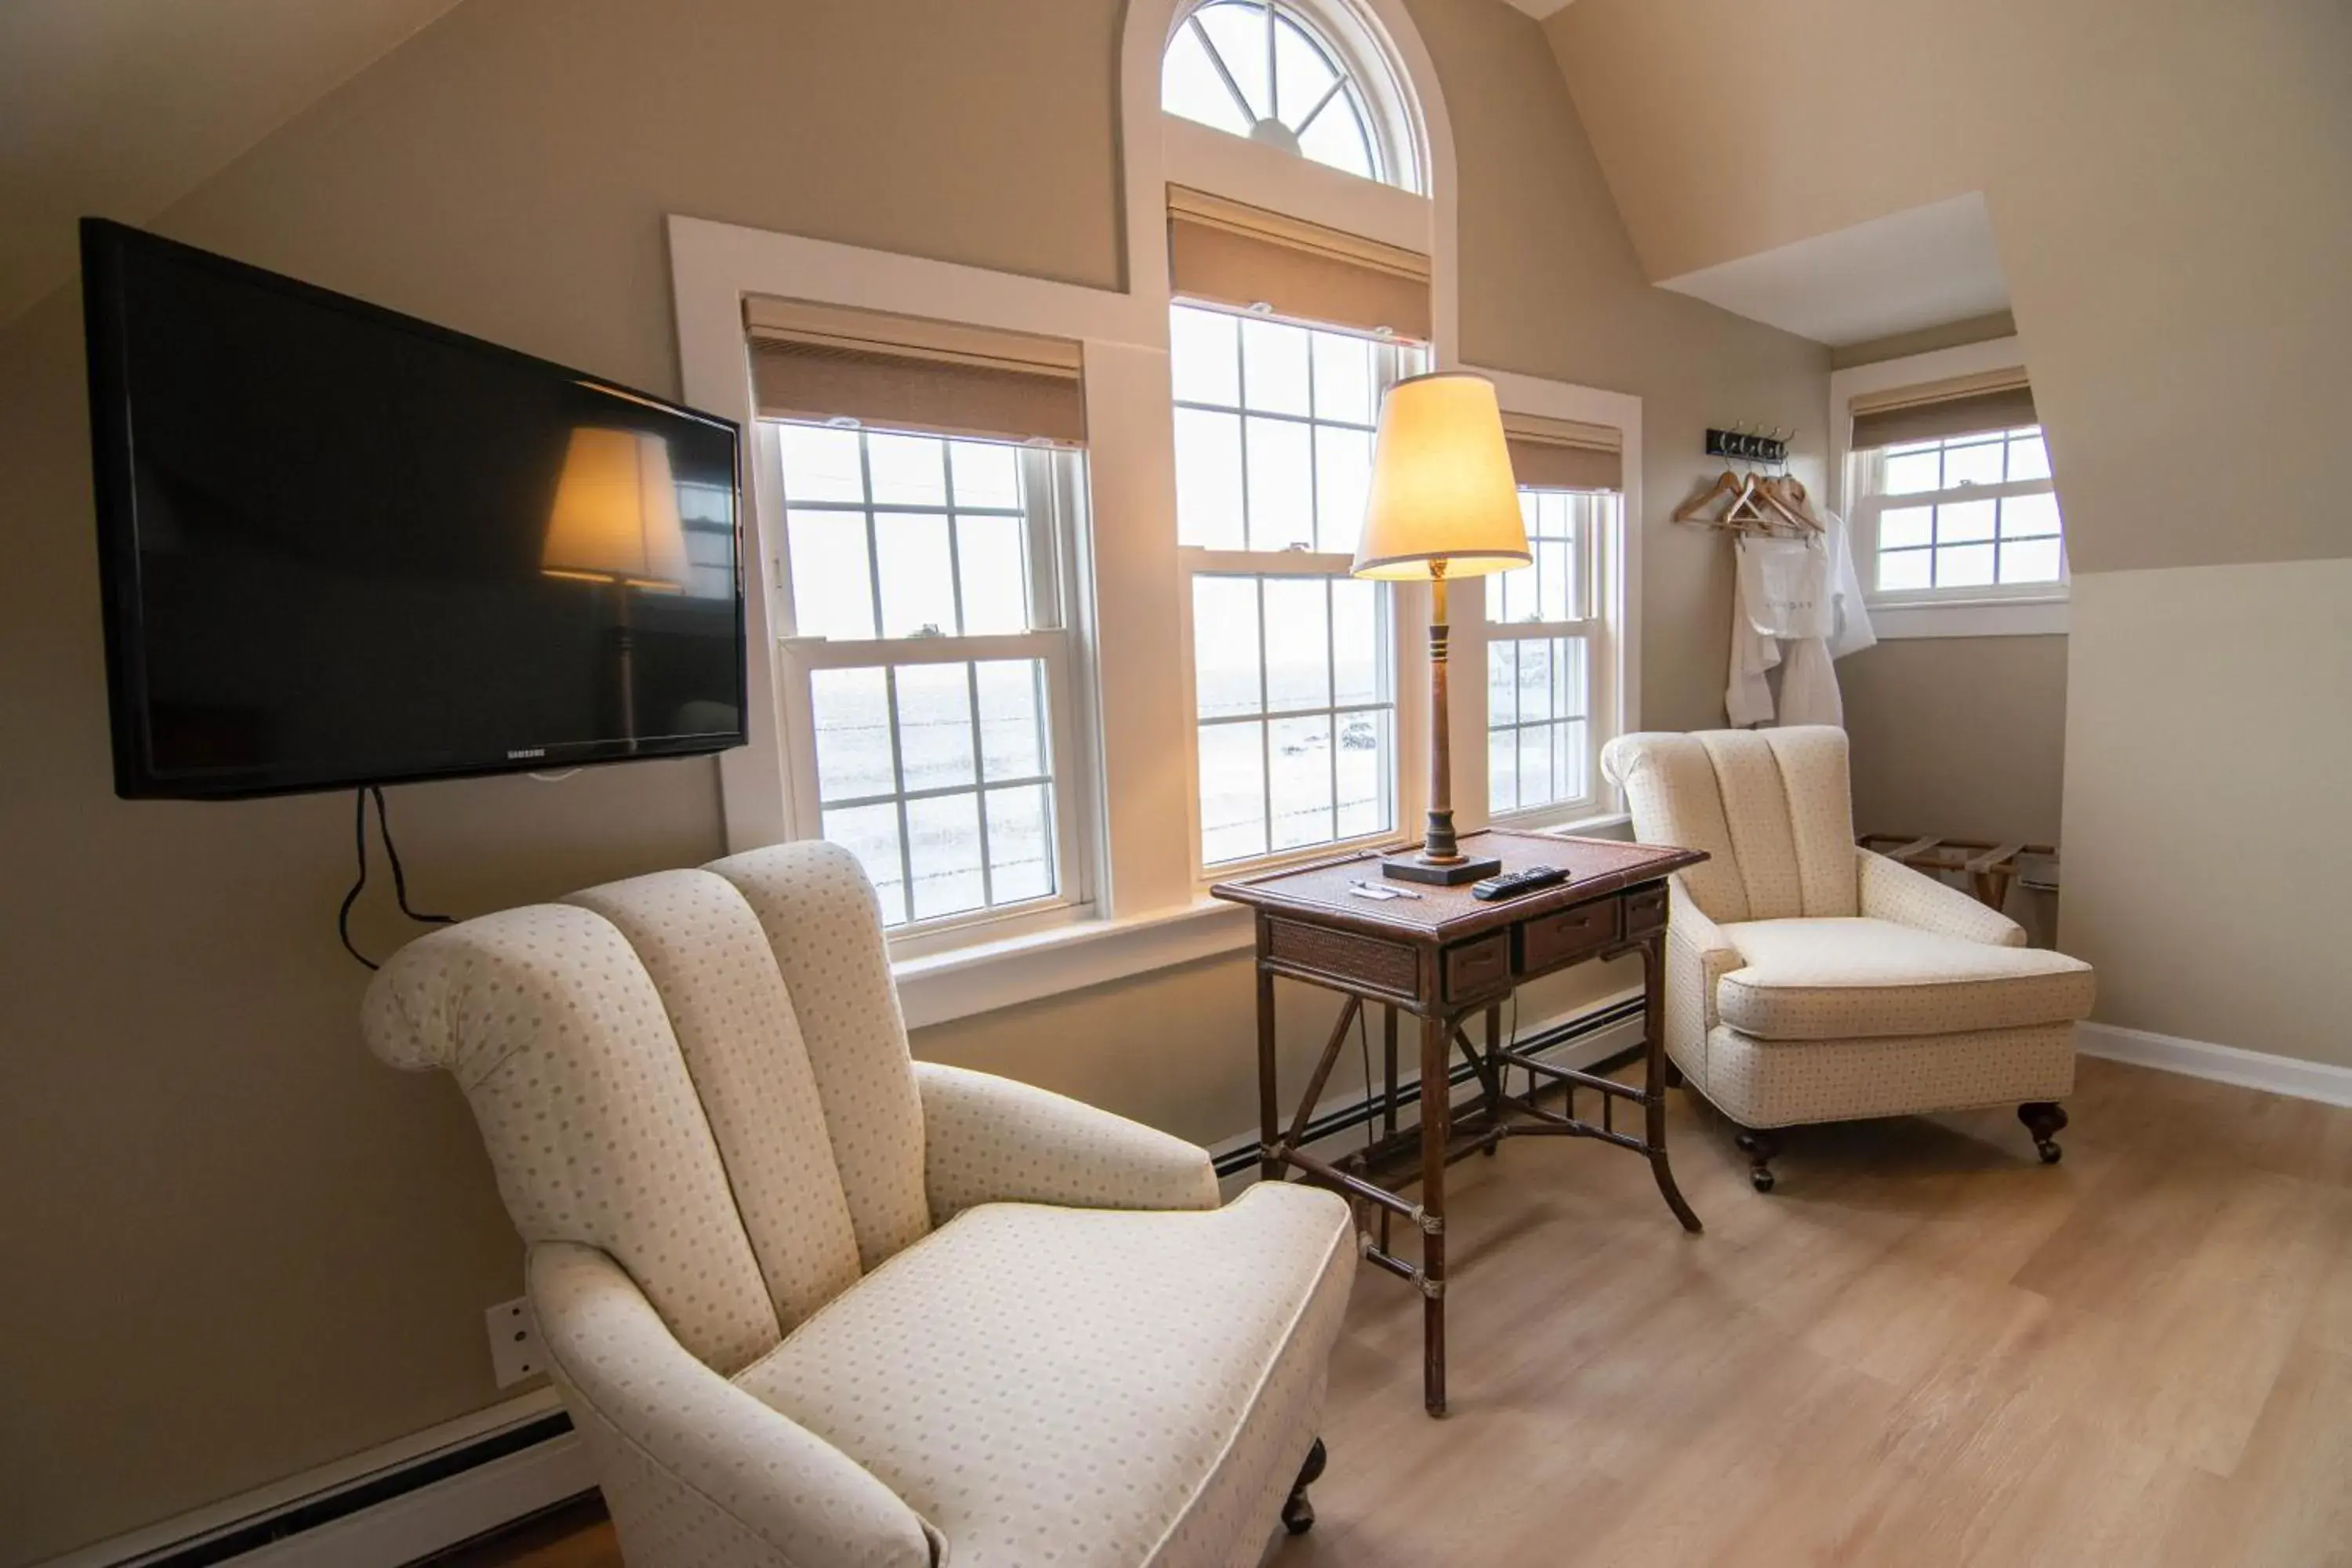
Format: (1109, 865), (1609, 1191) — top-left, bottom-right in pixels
(565, 870), (863, 1333)
(1606, 726), (2089, 1135)
(1857, 847), (2029, 948)
(915, 1062), (1219, 1224)
(1663, 877), (1741, 1087)
(1602, 732), (1754, 921)
(366, 840), (1358, 1567)
(1715, 917), (2096, 1041)
(731, 1183), (1355, 1568)
(363, 906), (782, 1374)
(531, 1242), (938, 1568)
(1704, 1022), (2078, 1128)
(708, 843), (933, 1272)
(1695, 730), (1810, 921)
(1762, 728), (1860, 916)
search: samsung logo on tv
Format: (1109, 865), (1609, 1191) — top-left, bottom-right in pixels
(506, 747), (547, 760)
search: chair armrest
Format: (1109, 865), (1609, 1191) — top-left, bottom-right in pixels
(914, 1061), (1218, 1223)
(529, 1243), (935, 1568)
(1857, 848), (2027, 947)
(1666, 877), (1742, 1039)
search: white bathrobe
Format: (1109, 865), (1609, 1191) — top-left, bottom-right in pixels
(1726, 509), (1875, 728)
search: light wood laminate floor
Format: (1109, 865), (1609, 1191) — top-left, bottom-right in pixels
(443, 1057), (2352, 1568)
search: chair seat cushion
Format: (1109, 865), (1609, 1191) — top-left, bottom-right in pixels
(731, 1182), (1354, 1568)
(1715, 917), (2096, 1040)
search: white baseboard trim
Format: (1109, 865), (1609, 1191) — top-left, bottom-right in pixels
(36, 1390), (590, 1568)
(2077, 1021), (2352, 1109)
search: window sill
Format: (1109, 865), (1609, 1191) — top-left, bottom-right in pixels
(1865, 594), (2069, 639)
(894, 897), (1254, 1030)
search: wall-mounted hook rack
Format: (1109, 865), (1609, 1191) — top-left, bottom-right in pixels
(1707, 427), (1789, 465)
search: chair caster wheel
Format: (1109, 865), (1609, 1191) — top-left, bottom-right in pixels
(1735, 1128), (1779, 1192)
(1283, 1437), (1326, 1535)
(2019, 1102), (2068, 1167)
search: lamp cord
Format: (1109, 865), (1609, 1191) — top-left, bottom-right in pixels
(339, 786), (454, 971)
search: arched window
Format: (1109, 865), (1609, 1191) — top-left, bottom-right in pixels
(1161, 1), (1414, 189)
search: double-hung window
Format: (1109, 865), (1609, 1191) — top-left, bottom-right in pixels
(1173, 301), (1423, 867)
(1857, 426), (2064, 596)
(1849, 374), (2065, 603)
(751, 306), (1095, 939)
(1486, 489), (1610, 818)
(1481, 415), (1624, 822)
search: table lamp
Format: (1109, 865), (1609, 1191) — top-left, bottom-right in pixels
(543, 426), (691, 742)
(1352, 372), (1530, 884)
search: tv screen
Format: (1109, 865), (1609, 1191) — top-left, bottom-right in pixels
(81, 219), (746, 800)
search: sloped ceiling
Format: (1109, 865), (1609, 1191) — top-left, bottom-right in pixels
(0, 0), (464, 325)
(1657, 193), (2010, 347)
(1542, 0), (2352, 575)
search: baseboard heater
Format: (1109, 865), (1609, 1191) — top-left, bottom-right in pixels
(1209, 995), (1650, 1179)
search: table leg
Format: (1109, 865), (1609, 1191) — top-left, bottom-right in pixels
(1481, 1004), (1504, 1152)
(1640, 934), (1703, 1234)
(1382, 1005), (1399, 1140)
(1420, 1008), (1450, 1416)
(1257, 956), (1280, 1185)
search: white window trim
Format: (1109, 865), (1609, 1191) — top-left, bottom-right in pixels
(1828, 335), (2068, 640)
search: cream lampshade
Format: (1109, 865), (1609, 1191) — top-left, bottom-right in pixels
(1352, 372), (1530, 883)
(543, 427), (691, 590)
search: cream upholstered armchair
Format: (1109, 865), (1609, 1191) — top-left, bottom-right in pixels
(363, 841), (1353, 1568)
(1599, 727), (2093, 1192)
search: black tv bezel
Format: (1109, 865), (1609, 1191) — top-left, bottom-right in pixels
(80, 218), (749, 801)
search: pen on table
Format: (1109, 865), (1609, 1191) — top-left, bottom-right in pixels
(1348, 878), (1422, 899)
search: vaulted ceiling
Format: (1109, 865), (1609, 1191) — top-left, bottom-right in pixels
(0, 0), (463, 325)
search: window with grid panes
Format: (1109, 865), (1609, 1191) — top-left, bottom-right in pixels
(771, 421), (1087, 932)
(1161, 0), (1399, 187)
(1859, 426), (2065, 597)
(1173, 302), (1420, 866)
(1486, 488), (1606, 816)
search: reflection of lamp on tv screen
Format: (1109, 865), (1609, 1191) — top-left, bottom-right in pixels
(79, 218), (746, 799)
(543, 427), (691, 745)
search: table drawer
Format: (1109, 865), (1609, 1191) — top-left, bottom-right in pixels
(1516, 898), (1619, 974)
(1443, 931), (1512, 1003)
(1623, 883), (1668, 938)
(1266, 917), (1419, 996)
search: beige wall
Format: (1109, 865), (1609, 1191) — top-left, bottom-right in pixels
(2060, 562), (2352, 1065)
(1841, 637), (2068, 847)
(1839, 634), (2068, 943)
(0, 0), (1823, 1559)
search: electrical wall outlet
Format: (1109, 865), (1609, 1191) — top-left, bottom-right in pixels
(485, 1297), (546, 1388)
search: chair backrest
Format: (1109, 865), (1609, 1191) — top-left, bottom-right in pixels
(362, 840), (927, 1374)
(1599, 726), (1859, 924)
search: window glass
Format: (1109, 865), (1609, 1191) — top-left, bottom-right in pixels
(1162, 2), (1387, 186)
(777, 423), (1077, 929)
(1861, 425), (2065, 594)
(1174, 301), (1415, 866)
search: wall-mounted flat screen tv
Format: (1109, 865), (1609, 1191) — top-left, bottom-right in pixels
(81, 219), (746, 800)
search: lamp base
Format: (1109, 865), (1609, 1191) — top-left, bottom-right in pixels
(1381, 851), (1503, 887)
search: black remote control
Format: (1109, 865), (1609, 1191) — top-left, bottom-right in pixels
(1469, 865), (1570, 901)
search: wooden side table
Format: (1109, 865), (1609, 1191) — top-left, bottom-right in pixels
(1212, 829), (1708, 1416)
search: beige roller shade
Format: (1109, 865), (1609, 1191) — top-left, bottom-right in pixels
(1850, 368), (2037, 449)
(1167, 185), (1432, 342)
(1502, 411), (1622, 492)
(745, 296), (1084, 445)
